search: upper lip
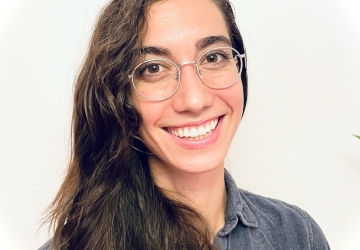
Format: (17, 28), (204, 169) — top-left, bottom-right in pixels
(164, 116), (221, 129)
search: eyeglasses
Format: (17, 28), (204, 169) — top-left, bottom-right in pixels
(128, 47), (245, 101)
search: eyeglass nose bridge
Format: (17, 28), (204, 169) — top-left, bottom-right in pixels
(175, 60), (199, 79)
(178, 60), (197, 67)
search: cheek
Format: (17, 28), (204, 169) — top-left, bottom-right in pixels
(138, 113), (157, 150)
(138, 108), (154, 136)
(131, 94), (150, 138)
(135, 101), (164, 141)
(225, 81), (244, 113)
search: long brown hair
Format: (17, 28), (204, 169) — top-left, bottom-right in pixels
(44, 0), (247, 249)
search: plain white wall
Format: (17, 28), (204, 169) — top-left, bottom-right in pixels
(0, 0), (359, 249)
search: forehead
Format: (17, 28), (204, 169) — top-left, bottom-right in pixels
(144, 0), (229, 48)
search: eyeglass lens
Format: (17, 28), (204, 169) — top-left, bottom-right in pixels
(132, 47), (242, 101)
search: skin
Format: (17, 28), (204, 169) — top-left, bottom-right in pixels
(132, 0), (244, 233)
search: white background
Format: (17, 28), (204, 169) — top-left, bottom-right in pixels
(0, 0), (359, 249)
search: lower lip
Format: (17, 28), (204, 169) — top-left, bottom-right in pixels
(165, 117), (223, 150)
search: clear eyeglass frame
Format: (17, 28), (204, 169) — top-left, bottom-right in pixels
(128, 46), (245, 101)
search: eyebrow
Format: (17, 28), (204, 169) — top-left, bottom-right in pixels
(196, 35), (232, 50)
(139, 46), (171, 56)
(139, 35), (232, 57)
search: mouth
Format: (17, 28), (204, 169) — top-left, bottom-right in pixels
(166, 117), (219, 141)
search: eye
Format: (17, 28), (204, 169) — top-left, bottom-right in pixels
(205, 54), (220, 63)
(142, 63), (165, 75)
(199, 48), (234, 70)
(135, 60), (170, 79)
(201, 49), (232, 66)
(134, 59), (177, 83)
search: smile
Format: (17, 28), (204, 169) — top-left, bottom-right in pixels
(166, 118), (219, 141)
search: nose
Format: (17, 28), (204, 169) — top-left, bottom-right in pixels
(172, 63), (213, 113)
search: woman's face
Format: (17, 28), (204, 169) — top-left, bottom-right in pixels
(132, 0), (244, 175)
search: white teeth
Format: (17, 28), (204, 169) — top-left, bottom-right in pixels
(168, 118), (219, 139)
(198, 126), (206, 136)
(205, 124), (211, 133)
(210, 120), (215, 129)
(184, 128), (190, 137)
(190, 127), (198, 137)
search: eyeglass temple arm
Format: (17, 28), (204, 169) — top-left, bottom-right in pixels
(237, 54), (246, 69)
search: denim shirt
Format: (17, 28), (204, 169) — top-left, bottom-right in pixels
(215, 170), (330, 249)
(39, 170), (330, 250)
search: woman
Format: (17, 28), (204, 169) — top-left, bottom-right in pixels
(40, 0), (330, 249)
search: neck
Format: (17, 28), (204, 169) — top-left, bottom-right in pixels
(150, 162), (227, 234)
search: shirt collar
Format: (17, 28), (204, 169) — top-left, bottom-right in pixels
(217, 169), (258, 236)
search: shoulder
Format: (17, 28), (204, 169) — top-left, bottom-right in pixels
(38, 239), (53, 250)
(238, 189), (330, 249)
(240, 188), (309, 218)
